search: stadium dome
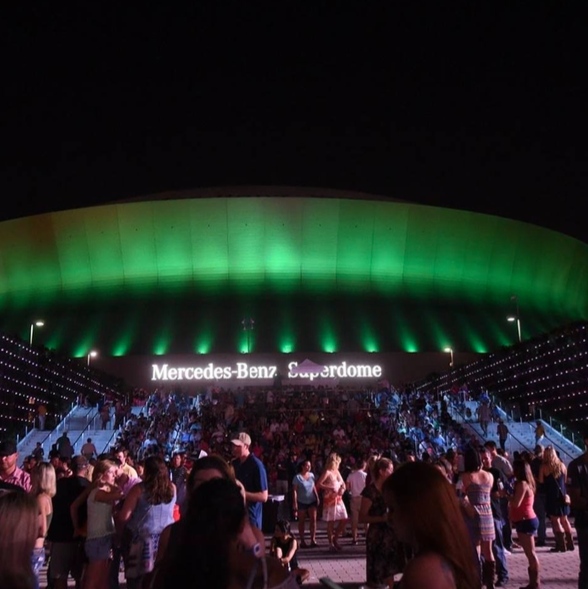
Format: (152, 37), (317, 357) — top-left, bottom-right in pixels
(1, 187), (587, 359)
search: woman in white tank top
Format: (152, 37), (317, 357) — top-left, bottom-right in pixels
(71, 459), (124, 589)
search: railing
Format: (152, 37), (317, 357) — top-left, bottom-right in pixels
(522, 422), (577, 463)
(446, 400), (487, 445)
(70, 407), (101, 450)
(17, 401), (76, 452)
(490, 394), (581, 460)
(488, 397), (533, 454)
(101, 426), (121, 455)
(532, 406), (584, 453)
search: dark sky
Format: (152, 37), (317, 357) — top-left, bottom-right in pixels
(2, 3), (586, 242)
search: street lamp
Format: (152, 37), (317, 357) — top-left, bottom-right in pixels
(444, 347), (454, 368)
(241, 318), (255, 354)
(87, 350), (98, 366)
(508, 294), (522, 343)
(29, 321), (44, 346)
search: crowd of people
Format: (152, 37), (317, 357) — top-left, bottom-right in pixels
(1, 382), (588, 589)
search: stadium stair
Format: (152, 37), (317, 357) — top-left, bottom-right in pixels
(17, 405), (98, 460)
(457, 401), (582, 465)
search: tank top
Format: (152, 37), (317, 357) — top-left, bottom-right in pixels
(127, 483), (176, 537)
(86, 488), (115, 539)
(510, 484), (536, 522)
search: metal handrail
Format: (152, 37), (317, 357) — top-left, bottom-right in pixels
(446, 401), (486, 445)
(525, 422), (576, 462)
(17, 401), (77, 453)
(489, 402), (533, 454)
(100, 427), (121, 455)
(70, 407), (101, 449)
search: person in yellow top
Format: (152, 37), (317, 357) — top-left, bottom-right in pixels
(115, 448), (138, 478)
(535, 421), (546, 444)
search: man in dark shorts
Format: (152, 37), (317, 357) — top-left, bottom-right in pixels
(567, 428), (588, 589)
(47, 456), (90, 589)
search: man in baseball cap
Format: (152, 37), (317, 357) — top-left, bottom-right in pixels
(231, 432), (268, 529)
(0, 439), (32, 492)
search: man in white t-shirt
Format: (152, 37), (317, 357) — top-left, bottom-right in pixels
(346, 458), (368, 544)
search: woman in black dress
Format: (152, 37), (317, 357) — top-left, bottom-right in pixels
(540, 446), (575, 551)
(359, 457), (400, 588)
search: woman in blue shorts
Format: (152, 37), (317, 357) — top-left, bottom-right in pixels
(291, 460), (320, 547)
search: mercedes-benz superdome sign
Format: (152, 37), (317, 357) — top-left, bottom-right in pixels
(151, 360), (383, 381)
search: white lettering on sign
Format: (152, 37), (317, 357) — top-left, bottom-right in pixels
(151, 360), (384, 381)
(286, 361), (382, 380)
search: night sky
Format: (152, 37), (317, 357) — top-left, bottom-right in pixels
(2, 4), (586, 242)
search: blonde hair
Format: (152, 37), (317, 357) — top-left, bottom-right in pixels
(32, 462), (56, 498)
(92, 459), (116, 483)
(543, 446), (565, 479)
(325, 453), (341, 471)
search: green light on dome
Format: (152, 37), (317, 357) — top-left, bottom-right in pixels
(359, 314), (379, 353)
(238, 331), (254, 354)
(196, 341), (211, 355)
(153, 340), (169, 356)
(280, 340), (294, 354)
(319, 310), (337, 353)
(153, 327), (172, 355)
(195, 330), (213, 355)
(112, 340), (130, 357)
(403, 341), (419, 353)
(112, 331), (134, 357)
(323, 342), (337, 353)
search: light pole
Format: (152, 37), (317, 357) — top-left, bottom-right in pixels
(241, 318), (255, 353)
(87, 350), (97, 366)
(29, 321), (44, 346)
(444, 347), (454, 368)
(508, 294), (522, 343)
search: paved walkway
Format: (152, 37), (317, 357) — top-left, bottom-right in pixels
(39, 523), (582, 588)
(297, 523), (582, 588)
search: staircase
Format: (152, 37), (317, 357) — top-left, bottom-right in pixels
(456, 401), (583, 465)
(18, 405), (98, 460)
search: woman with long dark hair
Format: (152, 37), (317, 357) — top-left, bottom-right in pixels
(510, 459), (540, 589)
(383, 462), (480, 589)
(0, 491), (38, 589)
(118, 455), (176, 589)
(155, 454), (264, 564)
(359, 457), (400, 588)
(154, 478), (299, 589)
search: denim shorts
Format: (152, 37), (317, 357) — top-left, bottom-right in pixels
(85, 535), (113, 561)
(298, 500), (318, 511)
(31, 547), (45, 575)
(515, 517), (539, 536)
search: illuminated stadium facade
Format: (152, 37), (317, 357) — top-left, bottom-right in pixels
(1, 187), (587, 381)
